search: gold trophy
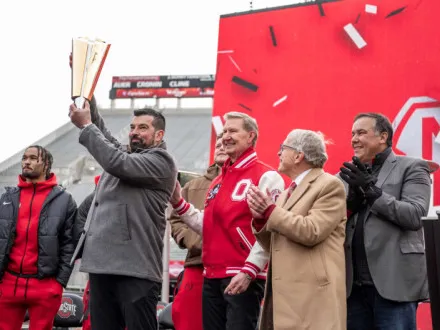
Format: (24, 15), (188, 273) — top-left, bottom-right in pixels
(71, 37), (111, 108)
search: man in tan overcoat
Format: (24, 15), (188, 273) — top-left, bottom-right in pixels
(247, 129), (347, 330)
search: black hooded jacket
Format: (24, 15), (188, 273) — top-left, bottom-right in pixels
(0, 185), (77, 287)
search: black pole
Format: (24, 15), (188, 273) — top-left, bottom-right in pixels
(423, 211), (440, 330)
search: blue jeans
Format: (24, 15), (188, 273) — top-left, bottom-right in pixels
(347, 285), (418, 330)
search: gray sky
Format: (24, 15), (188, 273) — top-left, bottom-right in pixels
(0, 0), (305, 163)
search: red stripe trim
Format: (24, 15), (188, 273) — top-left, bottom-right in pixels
(172, 198), (184, 209)
(244, 261), (261, 273)
(177, 202), (190, 216)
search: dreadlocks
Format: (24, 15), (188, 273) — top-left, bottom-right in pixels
(26, 145), (53, 179)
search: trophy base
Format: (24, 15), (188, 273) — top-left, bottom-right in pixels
(74, 96), (86, 109)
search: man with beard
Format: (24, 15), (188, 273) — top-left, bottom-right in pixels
(0, 145), (76, 330)
(69, 99), (177, 330)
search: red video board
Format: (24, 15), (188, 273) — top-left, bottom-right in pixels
(212, 0), (440, 212)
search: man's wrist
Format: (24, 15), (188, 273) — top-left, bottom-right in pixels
(365, 185), (382, 204)
(80, 122), (92, 130)
(240, 271), (253, 281)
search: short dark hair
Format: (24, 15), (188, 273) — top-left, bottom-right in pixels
(354, 113), (393, 147)
(25, 145), (53, 179)
(133, 107), (166, 131)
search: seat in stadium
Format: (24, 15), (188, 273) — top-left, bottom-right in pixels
(53, 292), (84, 327)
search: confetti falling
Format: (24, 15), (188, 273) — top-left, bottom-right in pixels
(317, 0), (325, 16)
(273, 95), (288, 107)
(232, 76), (259, 92)
(238, 103), (252, 111)
(228, 55), (242, 72)
(344, 23), (367, 49)
(386, 6), (406, 18)
(365, 4), (377, 14)
(218, 50), (234, 54)
(269, 26), (277, 46)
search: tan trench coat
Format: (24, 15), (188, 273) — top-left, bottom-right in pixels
(253, 168), (347, 330)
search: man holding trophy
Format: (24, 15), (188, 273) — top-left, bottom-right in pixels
(69, 38), (178, 330)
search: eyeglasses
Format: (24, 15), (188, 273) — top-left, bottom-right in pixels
(279, 144), (296, 153)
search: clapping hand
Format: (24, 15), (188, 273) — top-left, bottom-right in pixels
(341, 156), (382, 204)
(340, 156), (377, 192)
(246, 185), (274, 218)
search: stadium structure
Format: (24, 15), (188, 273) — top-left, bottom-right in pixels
(0, 102), (213, 295)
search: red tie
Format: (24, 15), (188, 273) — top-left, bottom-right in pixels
(287, 182), (297, 199)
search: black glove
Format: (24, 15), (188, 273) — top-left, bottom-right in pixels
(364, 184), (382, 205)
(346, 186), (365, 214)
(340, 157), (377, 191)
(341, 157), (382, 205)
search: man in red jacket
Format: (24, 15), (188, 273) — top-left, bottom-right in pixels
(171, 112), (286, 330)
(0, 145), (76, 330)
(169, 135), (228, 330)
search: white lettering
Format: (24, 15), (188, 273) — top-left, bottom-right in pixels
(113, 82), (131, 88)
(136, 81), (163, 88)
(59, 301), (77, 316)
(169, 80), (190, 88)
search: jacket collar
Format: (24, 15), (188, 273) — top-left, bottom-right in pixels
(376, 151), (397, 188)
(1, 185), (64, 217)
(223, 147), (258, 171)
(204, 164), (221, 180)
(281, 168), (324, 209)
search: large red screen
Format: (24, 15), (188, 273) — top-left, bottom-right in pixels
(212, 0), (440, 213)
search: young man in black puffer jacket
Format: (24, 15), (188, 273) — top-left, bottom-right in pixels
(0, 145), (77, 330)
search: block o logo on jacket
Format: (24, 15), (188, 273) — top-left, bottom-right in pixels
(231, 179), (252, 201)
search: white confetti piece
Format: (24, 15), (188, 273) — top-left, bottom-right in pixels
(344, 23), (367, 49)
(218, 50), (234, 54)
(228, 55), (242, 72)
(365, 4), (377, 14)
(212, 116), (224, 135)
(273, 95), (288, 107)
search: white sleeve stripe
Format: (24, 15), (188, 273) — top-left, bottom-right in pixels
(174, 200), (187, 213)
(242, 266), (257, 277)
(236, 227), (253, 250)
(176, 202), (190, 216)
(244, 261), (260, 271)
(173, 198), (185, 210)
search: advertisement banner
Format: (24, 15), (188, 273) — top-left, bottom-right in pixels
(110, 87), (214, 99)
(110, 75), (215, 98)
